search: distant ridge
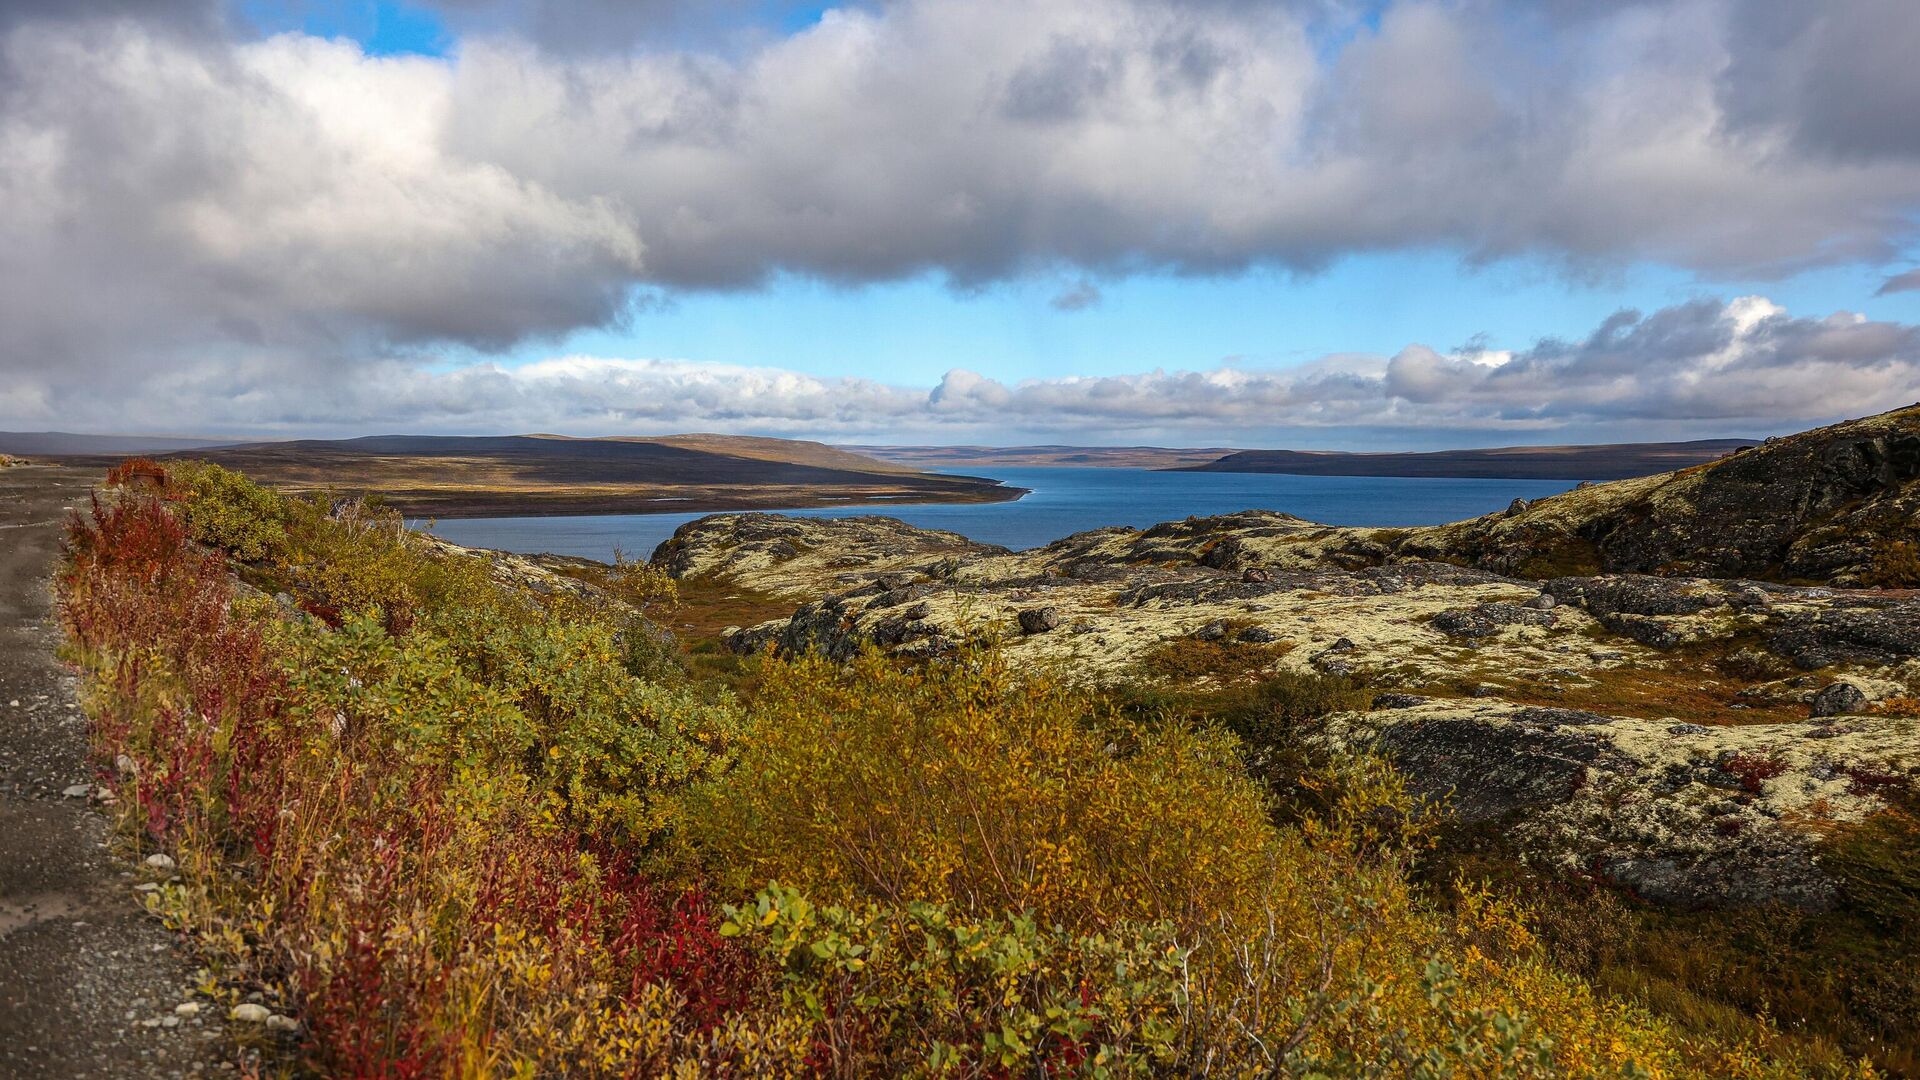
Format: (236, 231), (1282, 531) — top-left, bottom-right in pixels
(147, 432), (1020, 518)
(852, 444), (1240, 469)
(1182, 438), (1758, 481)
(0, 431), (232, 456)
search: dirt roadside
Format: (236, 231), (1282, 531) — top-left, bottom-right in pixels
(0, 464), (227, 1078)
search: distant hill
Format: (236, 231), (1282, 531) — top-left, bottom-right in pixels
(0, 431), (232, 456)
(1182, 439), (1757, 481)
(851, 444), (1241, 469)
(158, 433), (1019, 517)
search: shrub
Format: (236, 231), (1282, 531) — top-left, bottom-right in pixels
(57, 486), (798, 1076)
(57, 470), (1861, 1079)
(1117, 666), (1373, 827)
(720, 884), (1188, 1075)
(683, 646), (1277, 932)
(1865, 538), (1920, 589)
(163, 460), (290, 562)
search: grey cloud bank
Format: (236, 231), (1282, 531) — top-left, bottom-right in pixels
(13, 297), (1918, 448)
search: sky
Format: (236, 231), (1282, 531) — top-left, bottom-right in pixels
(3, 0), (1920, 449)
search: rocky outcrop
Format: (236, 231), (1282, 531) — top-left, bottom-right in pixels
(1393, 404), (1920, 586)
(1324, 701), (1920, 910)
(678, 502), (1920, 912)
(652, 513), (1000, 596)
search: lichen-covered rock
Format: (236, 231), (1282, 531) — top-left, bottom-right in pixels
(1809, 681), (1867, 718)
(653, 489), (1920, 913)
(1018, 606), (1061, 634)
(723, 620), (785, 655)
(651, 506), (1920, 709)
(651, 513), (999, 596)
(1323, 702), (1920, 910)
(1432, 601), (1555, 638)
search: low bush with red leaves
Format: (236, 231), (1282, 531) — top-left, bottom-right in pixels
(59, 483), (800, 1076)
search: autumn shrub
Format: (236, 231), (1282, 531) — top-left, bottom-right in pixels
(1116, 666), (1373, 826)
(59, 468), (1863, 1078)
(684, 646), (1835, 1077)
(1864, 537), (1920, 588)
(57, 486), (801, 1076)
(720, 884), (1189, 1075)
(164, 460), (290, 562)
(308, 606), (741, 841)
(683, 646), (1277, 932)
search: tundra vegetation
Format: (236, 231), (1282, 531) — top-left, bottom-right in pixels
(54, 457), (1905, 1076)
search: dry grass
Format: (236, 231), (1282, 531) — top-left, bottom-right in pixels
(1139, 630), (1297, 683)
(1417, 655), (1806, 724)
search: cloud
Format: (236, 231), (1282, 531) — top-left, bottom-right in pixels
(0, 21), (644, 387)
(1049, 280), (1103, 311)
(10, 297), (1917, 445)
(1718, 0), (1920, 162)
(4, 0), (1920, 432)
(1878, 268), (1920, 296)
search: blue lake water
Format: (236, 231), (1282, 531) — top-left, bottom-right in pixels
(420, 468), (1577, 562)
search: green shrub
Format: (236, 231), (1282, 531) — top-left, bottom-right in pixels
(288, 607), (741, 844)
(720, 884), (1187, 1075)
(166, 460), (289, 561)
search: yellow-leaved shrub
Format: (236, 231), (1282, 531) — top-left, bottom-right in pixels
(684, 646), (1275, 931)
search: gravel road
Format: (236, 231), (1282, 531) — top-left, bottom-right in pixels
(0, 465), (228, 1078)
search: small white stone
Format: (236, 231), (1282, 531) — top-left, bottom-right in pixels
(61, 783), (91, 798)
(7, 700), (18, 708)
(144, 853), (176, 872)
(229, 1003), (270, 1023)
(160, 1015), (181, 1029)
(133, 882), (160, 893)
(264, 1014), (300, 1034)
(174, 1002), (201, 1017)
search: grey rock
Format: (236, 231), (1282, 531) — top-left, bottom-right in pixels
(722, 621), (785, 656)
(1373, 717), (1619, 822)
(1809, 681), (1867, 718)
(1431, 601), (1554, 639)
(1370, 693), (1429, 710)
(1433, 608), (1498, 638)
(1017, 606), (1061, 635)
(1768, 603), (1920, 669)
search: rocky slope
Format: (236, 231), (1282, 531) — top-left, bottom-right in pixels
(1184, 437), (1752, 481)
(1391, 404), (1920, 584)
(650, 406), (1920, 911)
(659, 508), (1920, 908)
